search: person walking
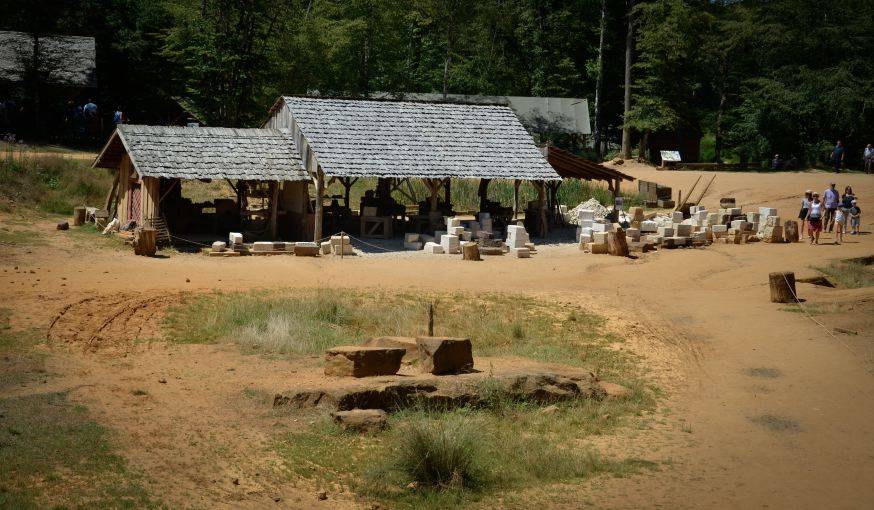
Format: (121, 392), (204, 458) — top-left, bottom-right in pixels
(864, 144), (873, 174)
(849, 200), (862, 235)
(808, 192), (824, 245)
(834, 206), (846, 244)
(823, 182), (839, 232)
(830, 140), (845, 173)
(113, 106), (125, 125)
(799, 190), (812, 235)
(841, 185), (855, 211)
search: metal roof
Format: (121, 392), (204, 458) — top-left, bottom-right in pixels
(280, 96), (561, 181)
(92, 125), (309, 181)
(0, 31), (96, 87)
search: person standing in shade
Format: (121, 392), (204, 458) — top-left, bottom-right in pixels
(830, 140), (845, 173)
(113, 106), (125, 125)
(798, 190), (812, 235)
(864, 144), (873, 174)
(823, 182), (839, 233)
(808, 192), (823, 245)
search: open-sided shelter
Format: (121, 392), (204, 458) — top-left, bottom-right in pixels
(265, 96), (561, 239)
(92, 125), (309, 240)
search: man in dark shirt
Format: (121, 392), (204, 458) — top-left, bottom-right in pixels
(830, 140), (845, 173)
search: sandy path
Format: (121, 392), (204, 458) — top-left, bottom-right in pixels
(1, 166), (873, 508)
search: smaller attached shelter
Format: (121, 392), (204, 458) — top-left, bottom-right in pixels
(92, 124), (309, 240)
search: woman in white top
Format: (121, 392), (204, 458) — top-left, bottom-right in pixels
(808, 193), (823, 245)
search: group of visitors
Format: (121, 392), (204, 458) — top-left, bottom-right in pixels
(800, 183), (862, 245)
(831, 140), (874, 174)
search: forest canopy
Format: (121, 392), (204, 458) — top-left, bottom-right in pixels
(1, 0), (872, 167)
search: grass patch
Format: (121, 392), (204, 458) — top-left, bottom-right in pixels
(815, 259), (874, 289)
(275, 400), (657, 509)
(0, 227), (45, 247)
(0, 155), (112, 215)
(164, 290), (640, 379)
(0, 392), (158, 508)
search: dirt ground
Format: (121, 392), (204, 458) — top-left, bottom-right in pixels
(2, 164), (873, 508)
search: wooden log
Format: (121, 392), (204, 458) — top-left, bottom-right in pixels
(607, 229), (629, 257)
(73, 207), (86, 226)
(769, 272), (796, 303)
(784, 220), (799, 243)
(462, 243), (481, 261)
(133, 228), (157, 257)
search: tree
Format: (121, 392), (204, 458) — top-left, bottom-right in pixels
(619, 0), (634, 159)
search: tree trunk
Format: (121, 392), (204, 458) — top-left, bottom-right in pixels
(462, 243), (481, 261)
(769, 272), (796, 303)
(134, 228), (157, 257)
(715, 91), (726, 163)
(593, 0), (608, 160)
(620, 0), (635, 159)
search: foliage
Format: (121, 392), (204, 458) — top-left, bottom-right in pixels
(815, 259), (874, 289)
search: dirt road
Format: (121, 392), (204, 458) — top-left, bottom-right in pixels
(1, 165), (873, 508)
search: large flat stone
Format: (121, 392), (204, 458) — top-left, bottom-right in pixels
(362, 336), (418, 363)
(324, 346), (405, 377)
(416, 337), (474, 375)
(331, 409), (388, 433)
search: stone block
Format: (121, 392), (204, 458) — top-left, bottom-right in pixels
(759, 207), (778, 217)
(657, 226), (674, 237)
(511, 247), (531, 258)
(784, 220), (800, 242)
(731, 220), (750, 231)
(593, 232), (609, 244)
(362, 336), (418, 363)
(461, 231), (473, 242)
(761, 225), (784, 243)
(711, 224), (728, 233)
(764, 215), (781, 227)
(405, 233), (421, 243)
(449, 226), (466, 236)
(229, 232), (243, 245)
(629, 207), (645, 222)
(707, 213), (719, 225)
(331, 409), (388, 433)
(746, 212), (761, 223)
(587, 242), (608, 254)
(591, 221), (613, 233)
(404, 241), (424, 251)
(577, 209), (595, 221)
(579, 219), (594, 229)
(320, 241), (333, 254)
(415, 337), (474, 375)
(446, 217), (461, 229)
(640, 220), (658, 232)
(212, 241), (227, 252)
(424, 241), (444, 254)
(675, 224), (693, 237)
(728, 207), (742, 216)
(646, 234), (663, 244)
(625, 228), (641, 241)
(294, 242), (320, 256)
(324, 346), (405, 377)
(672, 211), (685, 223)
(440, 234), (461, 254)
(252, 241), (273, 252)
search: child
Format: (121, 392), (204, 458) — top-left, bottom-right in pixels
(834, 206), (846, 244)
(850, 200), (862, 235)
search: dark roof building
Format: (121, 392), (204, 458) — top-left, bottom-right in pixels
(0, 31), (97, 88)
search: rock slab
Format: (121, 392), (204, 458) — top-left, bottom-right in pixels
(362, 336), (418, 363)
(324, 346), (405, 377)
(331, 409), (388, 433)
(416, 337), (474, 375)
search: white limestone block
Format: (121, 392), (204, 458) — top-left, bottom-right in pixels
(577, 209), (595, 221)
(646, 234), (663, 244)
(253, 241), (274, 252)
(446, 217), (461, 229)
(440, 234), (461, 254)
(211, 241), (227, 252)
(640, 220), (658, 232)
(423, 241), (444, 254)
(320, 241), (332, 254)
(657, 226), (674, 237)
(672, 211), (685, 223)
(449, 226), (466, 236)
(759, 207), (777, 217)
(229, 232), (243, 245)
(711, 224), (728, 233)
(510, 247), (531, 258)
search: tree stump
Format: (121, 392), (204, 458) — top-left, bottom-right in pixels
(607, 229), (629, 257)
(783, 220), (799, 242)
(462, 243), (481, 261)
(73, 207), (86, 226)
(769, 272), (796, 303)
(133, 228), (157, 257)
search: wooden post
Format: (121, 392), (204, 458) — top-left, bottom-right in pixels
(103, 171), (119, 212)
(443, 178), (451, 206)
(427, 302), (434, 337)
(73, 207), (86, 226)
(313, 171), (324, 242)
(462, 242), (481, 261)
(133, 228), (157, 256)
(769, 272), (796, 303)
(426, 179), (439, 212)
(340, 231), (345, 259)
(536, 181), (547, 237)
(513, 179), (521, 219)
(269, 181), (280, 239)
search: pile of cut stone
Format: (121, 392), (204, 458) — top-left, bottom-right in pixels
(207, 232), (344, 257)
(579, 204), (797, 254)
(406, 213), (534, 258)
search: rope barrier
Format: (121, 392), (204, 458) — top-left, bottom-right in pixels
(781, 272), (860, 358)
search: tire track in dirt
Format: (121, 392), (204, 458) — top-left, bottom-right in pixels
(47, 292), (185, 350)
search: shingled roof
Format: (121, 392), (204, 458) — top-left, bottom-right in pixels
(279, 96), (560, 181)
(0, 31), (96, 87)
(93, 125), (308, 181)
